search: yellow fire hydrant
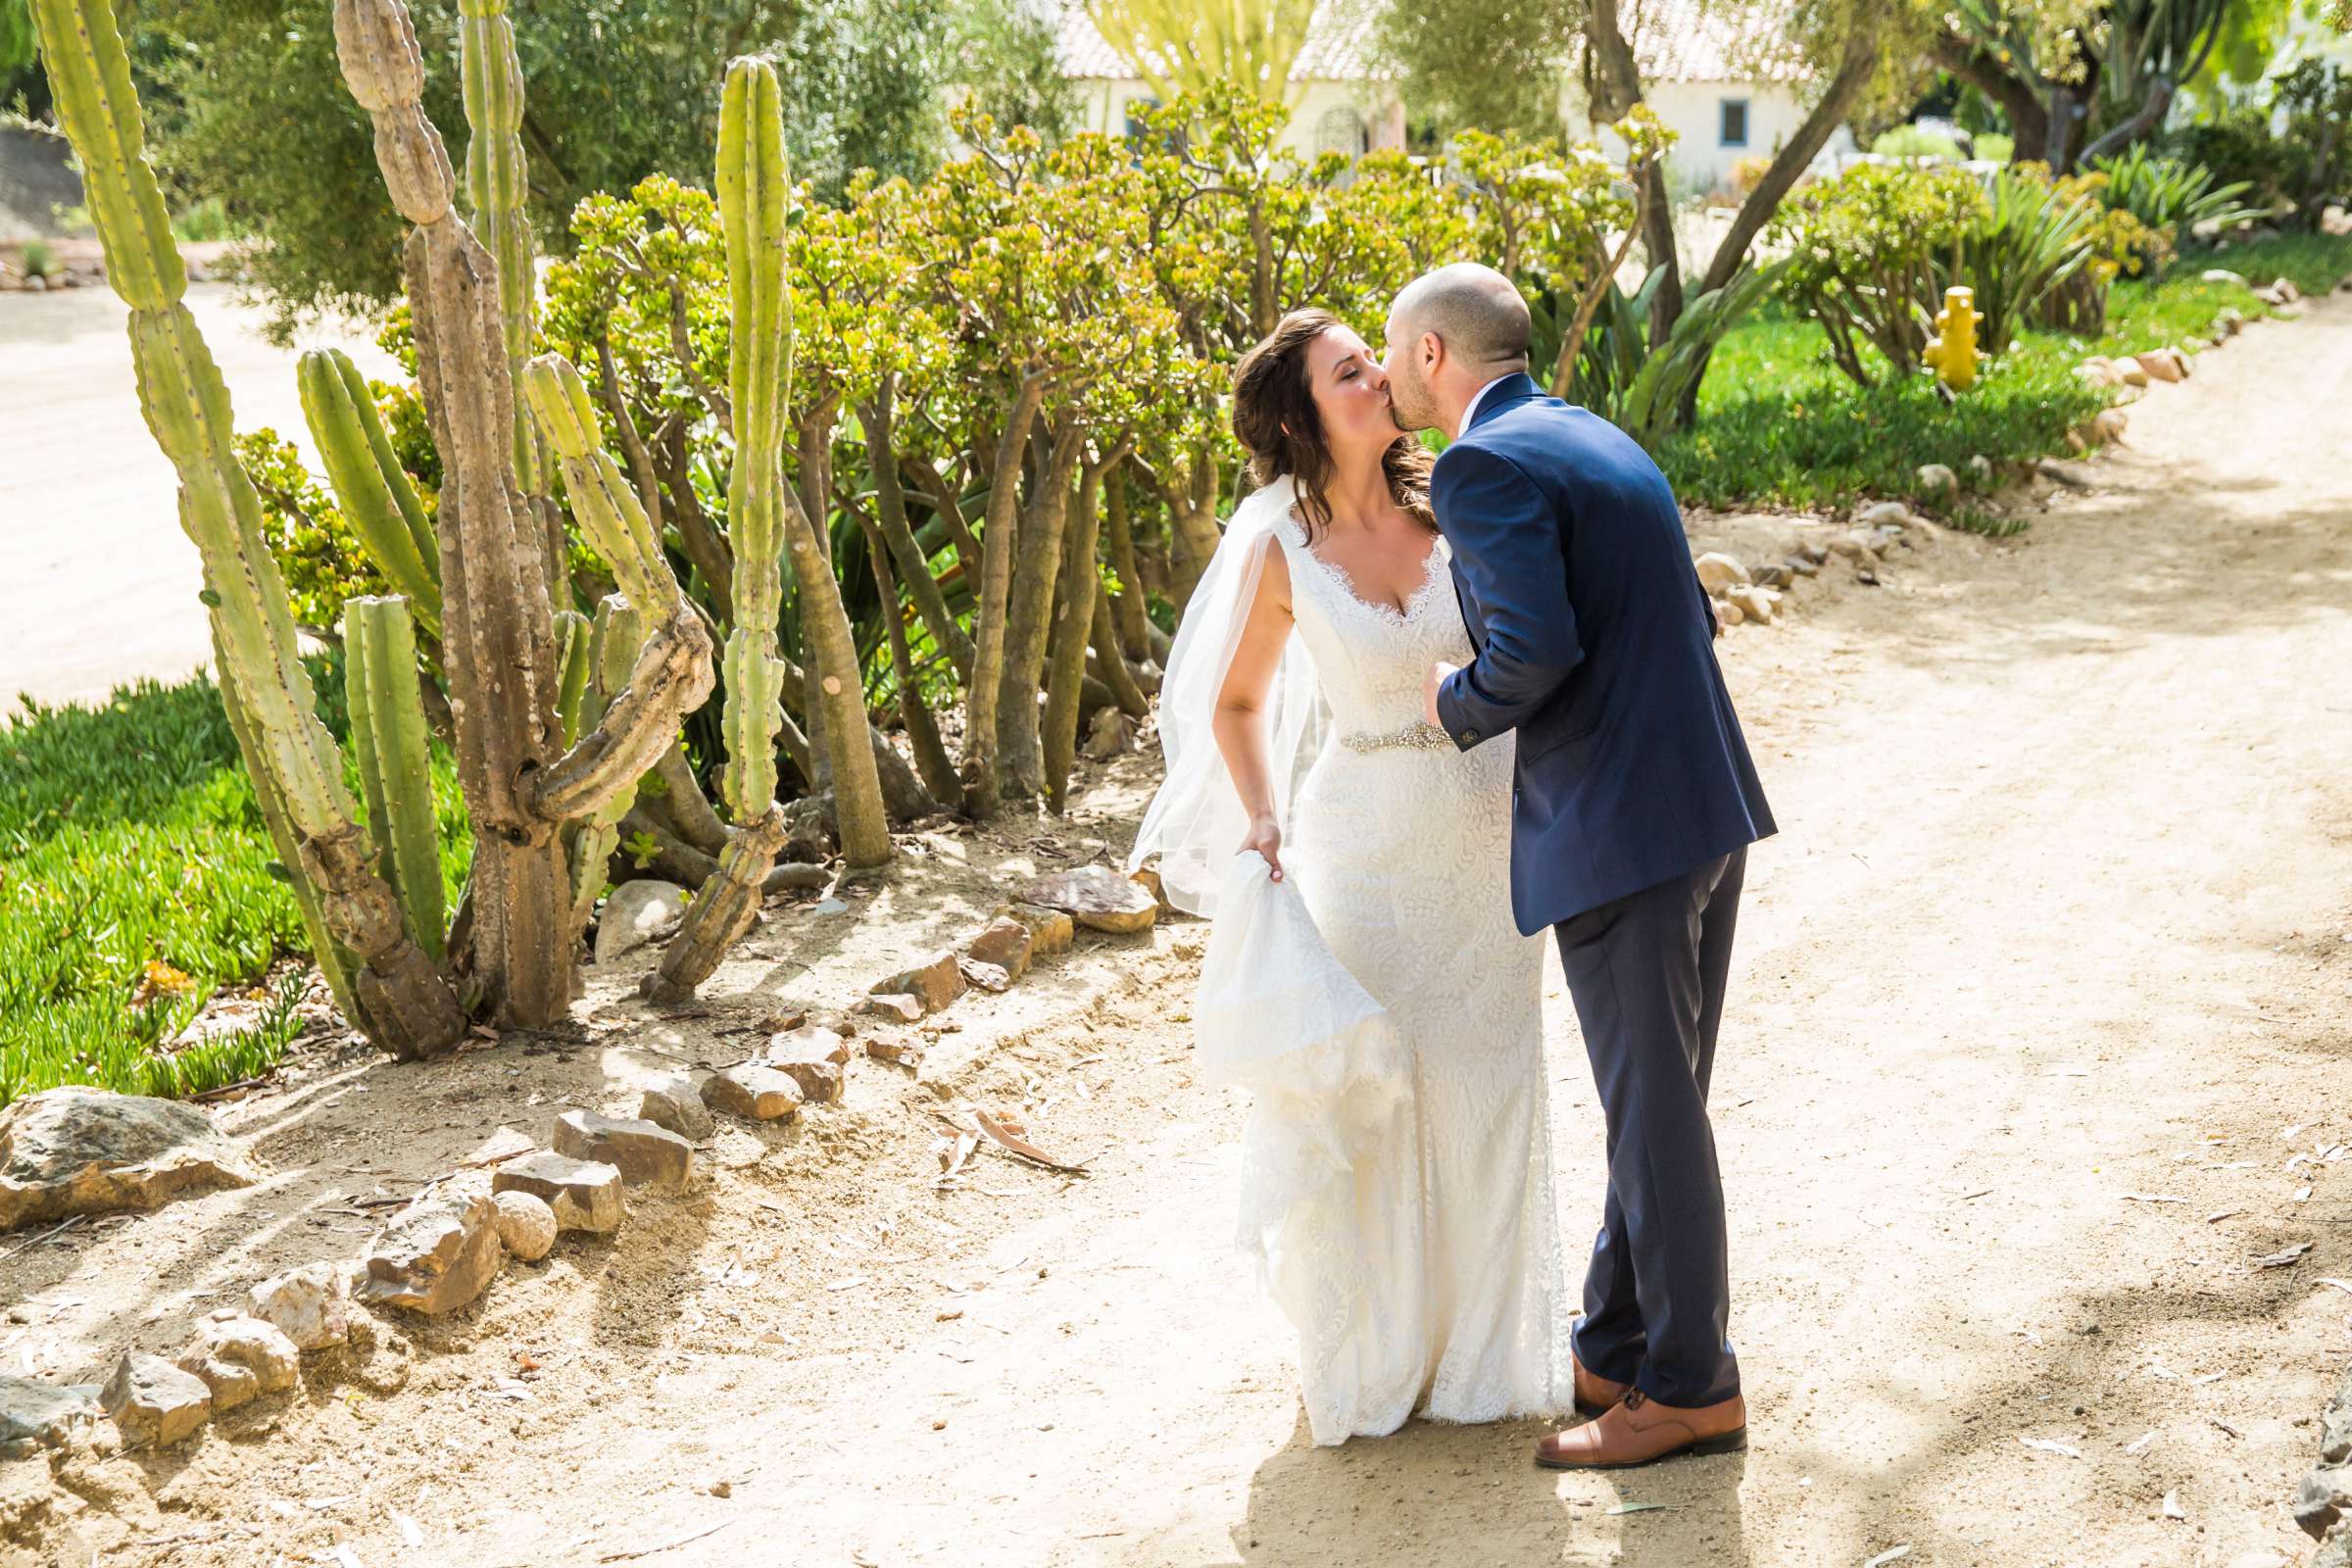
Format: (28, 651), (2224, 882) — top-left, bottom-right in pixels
(1923, 285), (1984, 391)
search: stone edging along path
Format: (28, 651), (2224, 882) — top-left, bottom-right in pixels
(0, 860), (1167, 1474)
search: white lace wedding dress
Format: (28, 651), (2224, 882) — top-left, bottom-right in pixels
(1183, 506), (1575, 1446)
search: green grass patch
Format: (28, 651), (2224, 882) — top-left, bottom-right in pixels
(1661, 232), (2352, 511)
(0, 663), (469, 1105)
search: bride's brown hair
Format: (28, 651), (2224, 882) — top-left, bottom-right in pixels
(1232, 309), (1436, 544)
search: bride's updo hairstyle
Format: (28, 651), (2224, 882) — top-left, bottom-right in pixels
(1232, 308), (1435, 544)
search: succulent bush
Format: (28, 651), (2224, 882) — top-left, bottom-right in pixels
(1768, 162), (1988, 386)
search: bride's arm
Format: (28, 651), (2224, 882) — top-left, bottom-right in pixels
(1211, 543), (1295, 881)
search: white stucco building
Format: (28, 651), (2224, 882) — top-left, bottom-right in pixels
(1048, 0), (1824, 193)
(1560, 0), (1815, 195)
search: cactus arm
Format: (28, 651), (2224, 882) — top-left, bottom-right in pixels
(299, 349), (442, 637)
(564, 597), (646, 941)
(517, 353), (716, 821)
(553, 607), (593, 747)
(344, 596), (448, 961)
(332, 351), (441, 587)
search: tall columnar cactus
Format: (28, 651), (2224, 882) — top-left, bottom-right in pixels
(28, 0), (466, 1057)
(330, 0), (717, 1028)
(336, 0), (572, 1025)
(640, 54), (795, 1004)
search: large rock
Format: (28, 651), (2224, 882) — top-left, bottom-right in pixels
(553, 1109), (693, 1192)
(357, 1185), (505, 1313)
(492, 1190), (557, 1261)
(1914, 462), (1958, 496)
(1724, 585), (1778, 626)
(246, 1262), (352, 1350)
(2086, 408), (2130, 446)
(2298, 1463), (2352, 1540)
(763, 1028), (849, 1105)
(100, 1352), (211, 1447)
(856, 993), (924, 1024)
(594, 879), (689, 968)
(491, 1152), (626, 1233)
(1690, 552), (1749, 596)
(1021, 866), (1157, 934)
(2133, 347), (2187, 383)
(994, 902), (1075, 956)
(700, 1063), (803, 1122)
(175, 1313), (299, 1411)
(965, 915), (1035, 981)
(0, 1376), (98, 1458)
(869, 951), (967, 1013)
(1854, 501), (1915, 529)
(0, 1088), (258, 1231)
(2200, 267), (2247, 285)
(637, 1072), (715, 1142)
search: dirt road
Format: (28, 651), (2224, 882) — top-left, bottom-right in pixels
(0, 282), (396, 710)
(7, 299), (2348, 1568)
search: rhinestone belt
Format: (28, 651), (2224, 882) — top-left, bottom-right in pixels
(1339, 721), (1453, 755)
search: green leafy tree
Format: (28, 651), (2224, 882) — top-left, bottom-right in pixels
(142, 0), (955, 340)
(1370, 0), (1580, 140)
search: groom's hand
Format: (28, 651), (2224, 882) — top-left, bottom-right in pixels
(1424, 662), (1457, 728)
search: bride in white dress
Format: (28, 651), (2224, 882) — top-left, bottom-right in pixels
(1130, 309), (1574, 1445)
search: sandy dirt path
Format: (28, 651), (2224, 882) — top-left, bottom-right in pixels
(5, 299), (2347, 1568)
(587, 301), (2347, 1568)
(0, 284), (397, 711)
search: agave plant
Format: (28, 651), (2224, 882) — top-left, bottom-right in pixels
(2091, 146), (2269, 265)
(1533, 261), (1779, 449)
(1939, 166), (2099, 357)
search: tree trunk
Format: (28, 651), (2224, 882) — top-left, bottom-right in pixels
(1932, 33), (2050, 165)
(649, 740), (729, 857)
(959, 373), (1048, 820)
(858, 384), (974, 682)
(1156, 447), (1223, 619)
(2078, 78), (2178, 168)
(998, 421), (1085, 803)
(1587, 0), (1683, 342)
(851, 499), (962, 810)
(1090, 580), (1152, 714)
(1101, 470), (1152, 661)
(1043, 444), (1125, 810)
(656, 422), (734, 626)
(786, 416), (892, 867)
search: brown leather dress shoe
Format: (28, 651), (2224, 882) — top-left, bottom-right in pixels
(1535, 1388), (1747, 1470)
(1572, 1351), (1630, 1416)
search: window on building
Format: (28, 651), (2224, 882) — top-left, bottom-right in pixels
(1720, 98), (1749, 148)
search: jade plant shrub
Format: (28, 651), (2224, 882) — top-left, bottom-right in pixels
(1767, 162), (1986, 386)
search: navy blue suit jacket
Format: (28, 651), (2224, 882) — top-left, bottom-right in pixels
(1432, 373), (1775, 934)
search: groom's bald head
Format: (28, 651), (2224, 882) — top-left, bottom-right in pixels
(1383, 263), (1531, 433)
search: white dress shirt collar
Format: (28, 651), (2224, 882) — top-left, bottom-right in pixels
(1456, 373), (1516, 440)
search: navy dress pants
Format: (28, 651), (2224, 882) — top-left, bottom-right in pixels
(1554, 847), (1744, 1409)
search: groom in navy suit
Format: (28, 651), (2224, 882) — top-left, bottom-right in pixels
(1385, 263), (1774, 1469)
